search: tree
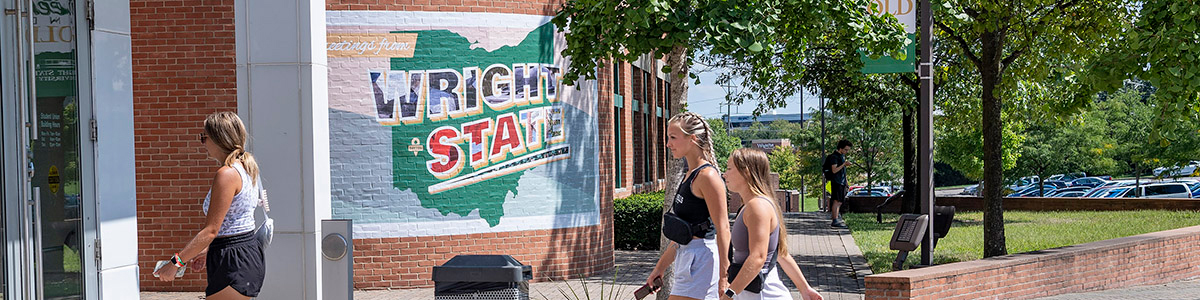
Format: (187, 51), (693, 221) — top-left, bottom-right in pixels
(1085, 1), (1200, 143)
(933, 0), (1130, 257)
(707, 119), (743, 169)
(847, 110), (902, 192)
(552, 0), (907, 295)
(769, 146), (804, 191)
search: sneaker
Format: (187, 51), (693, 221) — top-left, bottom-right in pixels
(831, 220), (848, 228)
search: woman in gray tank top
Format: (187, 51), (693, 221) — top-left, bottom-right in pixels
(722, 148), (822, 300)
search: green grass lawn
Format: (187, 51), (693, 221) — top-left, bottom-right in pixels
(798, 194), (821, 212)
(935, 184), (974, 190)
(846, 210), (1200, 274)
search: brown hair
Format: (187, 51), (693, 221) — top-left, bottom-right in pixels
(204, 112), (259, 184)
(728, 148), (790, 255)
(668, 111), (717, 167)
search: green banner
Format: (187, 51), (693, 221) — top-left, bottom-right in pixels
(860, 33), (917, 74)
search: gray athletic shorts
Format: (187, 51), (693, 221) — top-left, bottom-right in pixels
(671, 238), (720, 299)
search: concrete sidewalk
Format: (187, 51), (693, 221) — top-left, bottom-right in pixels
(1033, 279), (1200, 300)
(141, 212), (869, 300)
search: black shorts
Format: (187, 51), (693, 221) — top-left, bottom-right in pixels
(206, 231), (265, 297)
(831, 184), (848, 203)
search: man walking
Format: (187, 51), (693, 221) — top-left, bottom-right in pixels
(823, 140), (853, 228)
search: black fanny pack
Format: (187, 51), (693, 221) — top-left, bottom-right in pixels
(726, 248), (778, 293)
(662, 212), (712, 245)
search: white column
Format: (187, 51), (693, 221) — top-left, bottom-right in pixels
(234, 0), (330, 299)
(91, 0), (140, 298)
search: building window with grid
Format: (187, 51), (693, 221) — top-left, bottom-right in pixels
(657, 78), (666, 179)
(631, 67), (644, 185)
(641, 69), (653, 184)
(612, 61), (624, 188)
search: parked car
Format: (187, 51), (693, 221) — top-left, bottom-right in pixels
(961, 184), (979, 195)
(1053, 191), (1086, 197)
(1153, 161), (1200, 177)
(1007, 185), (1058, 197)
(1190, 182), (1200, 198)
(1047, 172), (1086, 182)
(848, 186), (892, 196)
(1096, 187), (1135, 198)
(1043, 180), (1070, 189)
(847, 188), (890, 197)
(1046, 186), (1092, 197)
(1135, 183), (1193, 198)
(1068, 177), (1110, 188)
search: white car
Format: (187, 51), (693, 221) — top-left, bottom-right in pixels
(1131, 182), (1194, 198)
(1153, 161), (1200, 177)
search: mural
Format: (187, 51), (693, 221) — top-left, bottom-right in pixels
(327, 11), (600, 238)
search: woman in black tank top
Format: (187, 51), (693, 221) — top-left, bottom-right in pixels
(646, 112), (731, 300)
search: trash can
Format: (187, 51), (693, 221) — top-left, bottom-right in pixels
(433, 255), (533, 300)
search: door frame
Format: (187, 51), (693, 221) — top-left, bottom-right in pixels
(2, 0), (99, 298)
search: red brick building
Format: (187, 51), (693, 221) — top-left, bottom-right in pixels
(133, 0), (670, 290)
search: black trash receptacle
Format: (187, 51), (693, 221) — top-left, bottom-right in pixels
(433, 255), (533, 300)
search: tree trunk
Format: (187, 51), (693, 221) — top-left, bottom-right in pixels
(980, 31), (1008, 258)
(657, 45), (689, 299)
(902, 104), (919, 214)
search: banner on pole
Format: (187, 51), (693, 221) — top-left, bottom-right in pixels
(860, 0), (917, 74)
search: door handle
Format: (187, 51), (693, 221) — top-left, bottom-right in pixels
(29, 186), (44, 300)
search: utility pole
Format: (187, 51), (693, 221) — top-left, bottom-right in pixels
(800, 91), (805, 210)
(820, 94), (827, 211)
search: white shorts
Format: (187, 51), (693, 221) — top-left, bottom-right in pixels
(671, 238), (720, 300)
(733, 267), (792, 300)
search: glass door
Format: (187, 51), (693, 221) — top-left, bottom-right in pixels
(4, 0), (86, 299)
(30, 0), (85, 298)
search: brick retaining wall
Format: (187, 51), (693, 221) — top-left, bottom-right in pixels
(865, 225), (1200, 299)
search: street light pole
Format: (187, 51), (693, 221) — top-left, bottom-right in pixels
(918, 0), (935, 266)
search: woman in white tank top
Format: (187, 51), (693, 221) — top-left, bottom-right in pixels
(153, 112), (266, 300)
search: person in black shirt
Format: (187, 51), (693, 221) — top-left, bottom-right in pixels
(823, 140), (853, 228)
(646, 112), (732, 299)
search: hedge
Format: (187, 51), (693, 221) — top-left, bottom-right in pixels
(614, 192), (664, 250)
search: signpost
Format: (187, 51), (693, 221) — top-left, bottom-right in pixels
(859, 0), (935, 266)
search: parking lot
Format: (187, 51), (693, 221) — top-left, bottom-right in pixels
(939, 175), (1200, 198)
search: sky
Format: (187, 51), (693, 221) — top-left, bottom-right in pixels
(686, 68), (825, 119)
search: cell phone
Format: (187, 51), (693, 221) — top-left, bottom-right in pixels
(634, 277), (664, 300)
(153, 260), (187, 278)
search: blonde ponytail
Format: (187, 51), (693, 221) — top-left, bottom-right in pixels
(205, 112), (260, 185)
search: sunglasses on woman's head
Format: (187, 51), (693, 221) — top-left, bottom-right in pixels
(199, 133), (208, 143)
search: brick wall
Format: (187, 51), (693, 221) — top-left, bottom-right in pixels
(865, 225), (1200, 299)
(846, 196), (1200, 213)
(132, 0), (237, 291)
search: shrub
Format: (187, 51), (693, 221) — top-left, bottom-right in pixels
(614, 192), (664, 250)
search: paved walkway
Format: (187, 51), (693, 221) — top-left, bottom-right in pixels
(141, 212), (868, 300)
(1033, 279), (1200, 300)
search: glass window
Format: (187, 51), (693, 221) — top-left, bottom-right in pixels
(612, 61), (622, 95)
